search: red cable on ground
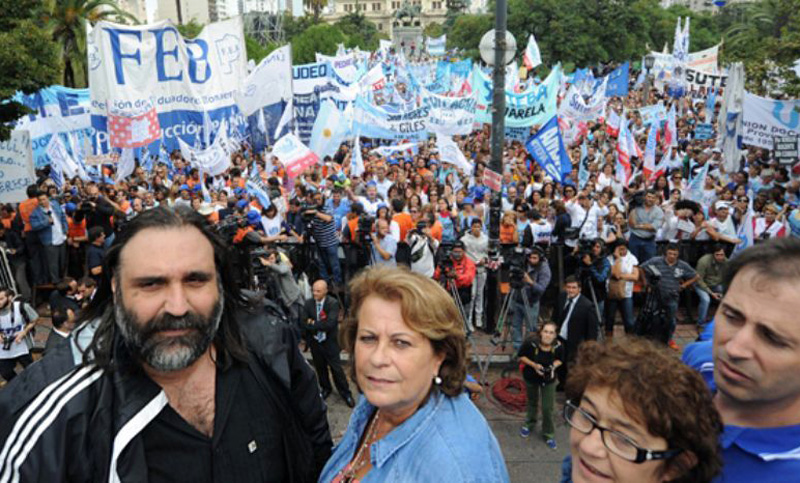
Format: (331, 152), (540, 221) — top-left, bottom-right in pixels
(491, 377), (527, 413)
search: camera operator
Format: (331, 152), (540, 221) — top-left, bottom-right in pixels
(577, 239), (610, 323)
(641, 242), (699, 350)
(371, 219), (397, 266)
(434, 241), (476, 314)
(305, 191), (343, 288)
(511, 246), (552, 352)
(259, 247), (305, 336)
(406, 220), (438, 277)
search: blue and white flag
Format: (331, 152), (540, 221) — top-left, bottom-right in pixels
(435, 134), (473, 175)
(732, 200), (754, 257)
(525, 116), (571, 183)
(370, 142), (418, 158)
(309, 100), (345, 159)
(687, 161), (709, 203)
(605, 62), (630, 97)
(351, 136), (365, 177)
(116, 148), (136, 182)
(246, 165), (271, 209)
(705, 87), (717, 123)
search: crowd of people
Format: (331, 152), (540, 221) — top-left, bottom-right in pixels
(0, 61), (799, 482)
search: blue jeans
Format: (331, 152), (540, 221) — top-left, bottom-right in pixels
(511, 299), (540, 352)
(629, 234), (657, 264)
(605, 297), (634, 333)
(695, 284), (723, 325)
(664, 298), (680, 339)
(317, 244), (343, 285)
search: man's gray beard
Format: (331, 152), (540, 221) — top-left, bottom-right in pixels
(114, 284), (224, 372)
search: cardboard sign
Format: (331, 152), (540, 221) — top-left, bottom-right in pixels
(774, 136), (799, 165)
(483, 168), (502, 192)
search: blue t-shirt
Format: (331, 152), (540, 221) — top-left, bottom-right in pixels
(684, 341), (800, 482)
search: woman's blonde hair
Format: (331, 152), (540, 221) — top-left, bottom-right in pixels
(341, 266), (467, 396)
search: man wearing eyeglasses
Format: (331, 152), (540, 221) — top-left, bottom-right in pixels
(683, 238), (800, 482)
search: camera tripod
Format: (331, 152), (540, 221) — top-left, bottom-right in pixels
(476, 284), (536, 385)
(579, 266), (606, 342)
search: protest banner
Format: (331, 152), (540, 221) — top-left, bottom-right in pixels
(353, 97), (430, 141)
(292, 62), (334, 144)
(474, 64), (561, 128)
(420, 89), (476, 135)
(741, 92), (800, 149)
(605, 62), (629, 97)
(638, 103), (667, 126)
(272, 133), (319, 179)
(483, 168), (502, 192)
(0, 131), (35, 203)
(427, 35), (446, 57)
(695, 123), (714, 140)
(774, 136), (799, 165)
(88, 18), (248, 155)
(11, 86), (92, 168)
(237, 45), (293, 118)
(560, 79), (608, 122)
(686, 68), (727, 89)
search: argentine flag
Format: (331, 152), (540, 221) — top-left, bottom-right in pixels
(523, 34), (542, 70)
(310, 100), (345, 160)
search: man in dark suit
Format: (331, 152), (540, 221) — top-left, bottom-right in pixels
(303, 279), (355, 408)
(43, 308), (74, 356)
(556, 275), (599, 388)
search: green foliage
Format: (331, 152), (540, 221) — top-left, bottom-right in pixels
(46, 0), (140, 88)
(292, 23), (347, 63)
(245, 35), (279, 64)
(175, 19), (205, 38)
(0, 0), (61, 141)
(721, 0), (800, 97)
(447, 14), (493, 60)
(336, 12), (382, 51)
(283, 14), (323, 41)
(424, 22), (444, 38)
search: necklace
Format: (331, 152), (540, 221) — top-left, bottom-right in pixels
(338, 409), (382, 482)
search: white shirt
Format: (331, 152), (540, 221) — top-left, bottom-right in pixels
(0, 303), (33, 360)
(608, 252), (639, 298)
(261, 215), (283, 237)
(47, 208), (66, 246)
(528, 221), (553, 244)
(567, 201), (608, 240)
(559, 296), (579, 339)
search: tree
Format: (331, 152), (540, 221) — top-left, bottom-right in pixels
(246, 35), (279, 64)
(292, 23), (346, 63)
(304, 0), (327, 21)
(45, 0), (139, 88)
(447, 14), (492, 60)
(175, 18), (204, 38)
(0, 0), (61, 141)
(424, 22), (444, 38)
(336, 12), (383, 51)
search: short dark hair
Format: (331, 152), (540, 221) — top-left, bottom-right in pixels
(723, 238), (800, 288)
(564, 275), (579, 286)
(26, 185), (40, 199)
(711, 243), (726, 254)
(51, 309), (68, 329)
(665, 242), (680, 253)
(88, 227), (105, 243)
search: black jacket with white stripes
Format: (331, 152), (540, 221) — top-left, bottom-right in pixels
(0, 306), (332, 483)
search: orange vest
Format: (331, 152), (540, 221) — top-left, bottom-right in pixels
(393, 212), (414, 241)
(19, 199), (38, 232)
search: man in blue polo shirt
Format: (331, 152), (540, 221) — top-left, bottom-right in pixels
(683, 238), (800, 482)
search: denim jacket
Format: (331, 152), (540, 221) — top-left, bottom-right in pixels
(319, 391), (510, 483)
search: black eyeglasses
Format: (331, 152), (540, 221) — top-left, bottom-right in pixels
(738, 198), (749, 203)
(564, 401), (682, 464)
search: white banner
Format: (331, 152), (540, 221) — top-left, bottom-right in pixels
(742, 92), (800, 149)
(316, 52), (360, 84)
(420, 89), (476, 135)
(273, 133), (319, 179)
(237, 45), (292, 117)
(559, 79), (608, 122)
(427, 35), (446, 57)
(0, 131), (35, 203)
(436, 134), (473, 175)
(686, 68), (727, 90)
(88, 18), (248, 154)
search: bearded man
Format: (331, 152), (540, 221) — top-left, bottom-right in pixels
(0, 207), (331, 482)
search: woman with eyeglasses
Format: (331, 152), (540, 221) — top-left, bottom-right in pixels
(560, 338), (723, 483)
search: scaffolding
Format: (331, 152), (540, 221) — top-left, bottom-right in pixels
(243, 11), (285, 45)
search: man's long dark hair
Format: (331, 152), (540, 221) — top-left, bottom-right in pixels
(75, 206), (250, 370)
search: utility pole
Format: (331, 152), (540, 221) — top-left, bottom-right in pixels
(485, 0), (507, 333)
(176, 0), (184, 24)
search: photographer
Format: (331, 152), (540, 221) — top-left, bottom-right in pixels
(259, 248), (305, 335)
(82, 183), (120, 240)
(434, 241), (476, 310)
(461, 218), (488, 330)
(305, 191), (342, 287)
(0, 288), (39, 382)
(518, 321), (563, 449)
(511, 247), (551, 352)
(641, 243), (699, 350)
(371, 219), (397, 267)
(406, 220), (438, 277)
(605, 240), (639, 336)
(577, 239), (610, 322)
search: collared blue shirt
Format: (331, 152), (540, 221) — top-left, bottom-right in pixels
(319, 392), (509, 483)
(684, 341), (800, 482)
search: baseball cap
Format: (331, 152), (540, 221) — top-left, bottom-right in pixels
(246, 211), (261, 226)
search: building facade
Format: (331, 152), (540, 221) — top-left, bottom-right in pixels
(155, 0), (211, 24)
(323, 0), (447, 37)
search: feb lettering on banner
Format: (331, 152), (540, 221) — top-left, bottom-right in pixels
(0, 131), (36, 203)
(483, 168), (502, 192)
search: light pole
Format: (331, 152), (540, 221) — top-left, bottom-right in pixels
(643, 54), (655, 104)
(478, 10), (515, 333)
